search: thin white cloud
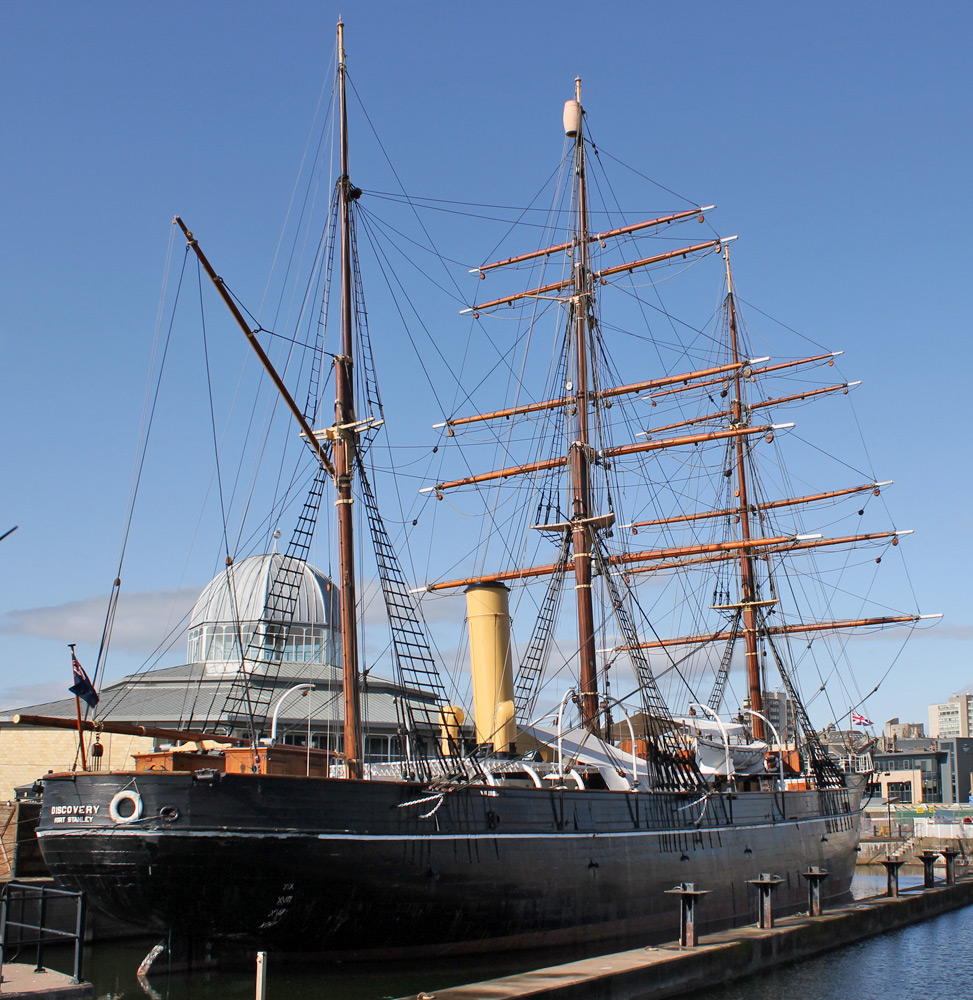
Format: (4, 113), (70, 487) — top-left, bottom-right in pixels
(357, 578), (465, 630)
(0, 580), (462, 670)
(0, 680), (71, 713)
(0, 587), (203, 654)
(909, 622), (967, 640)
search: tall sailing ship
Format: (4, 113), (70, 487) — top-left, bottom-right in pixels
(31, 28), (935, 956)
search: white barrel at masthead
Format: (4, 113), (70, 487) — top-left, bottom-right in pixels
(563, 99), (582, 137)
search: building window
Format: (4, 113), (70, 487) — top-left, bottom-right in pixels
(188, 627), (202, 662)
(364, 735), (404, 762)
(888, 781), (912, 804)
(310, 732), (343, 754)
(191, 622), (338, 665)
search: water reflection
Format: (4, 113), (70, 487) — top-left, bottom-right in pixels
(36, 870), (960, 999)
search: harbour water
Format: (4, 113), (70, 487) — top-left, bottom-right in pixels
(38, 872), (965, 999)
(694, 891), (968, 1000)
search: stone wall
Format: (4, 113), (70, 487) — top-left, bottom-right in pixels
(0, 726), (154, 800)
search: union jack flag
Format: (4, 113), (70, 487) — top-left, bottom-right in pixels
(851, 712), (873, 727)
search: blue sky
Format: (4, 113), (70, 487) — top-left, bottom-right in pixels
(1, 1), (970, 730)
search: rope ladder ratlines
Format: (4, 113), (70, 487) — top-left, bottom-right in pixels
(356, 458), (458, 776)
(219, 469), (329, 742)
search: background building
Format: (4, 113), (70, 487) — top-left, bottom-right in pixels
(741, 689), (798, 744)
(0, 554), (440, 799)
(869, 737), (973, 804)
(884, 718), (925, 741)
(928, 694), (973, 738)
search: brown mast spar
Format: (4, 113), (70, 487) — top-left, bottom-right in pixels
(13, 713), (251, 747)
(723, 247), (765, 739)
(613, 612), (942, 653)
(468, 206), (716, 276)
(429, 88), (738, 735)
(334, 19), (363, 779)
(565, 81), (599, 733)
(173, 218), (335, 478)
(175, 22), (363, 779)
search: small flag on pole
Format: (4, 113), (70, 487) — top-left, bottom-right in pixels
(851, 712), (872, 727)
(69, 650), (99, 709)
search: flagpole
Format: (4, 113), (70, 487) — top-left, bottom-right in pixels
(73, 695), (89, 771)
(69, 644), (89, 771)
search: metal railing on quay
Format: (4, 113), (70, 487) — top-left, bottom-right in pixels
(0, 881), (86, 983)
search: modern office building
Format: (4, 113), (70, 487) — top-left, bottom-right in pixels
(928, 694), (973, 739)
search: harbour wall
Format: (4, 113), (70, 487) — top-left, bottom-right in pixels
(410, 877), (973, 1000)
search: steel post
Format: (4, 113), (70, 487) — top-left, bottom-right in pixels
(919, 849), (940, 888)
(940, 849), (962, 885)
(800, 866), (830, 916)
(34, 887), (46, 973)
(72, 891), (85, 983)
(664, 882), (710, 947)
(881, 858), (906, 897)
(256, 950), (267, 1000)
(0, 888), (7, 980)
(746, 873), (783, 929)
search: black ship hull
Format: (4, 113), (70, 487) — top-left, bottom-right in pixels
(37, 770), (862, 955)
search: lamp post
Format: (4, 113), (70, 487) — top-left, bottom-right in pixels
(885, 795), (900, 843)
(262, 683), (315, 746)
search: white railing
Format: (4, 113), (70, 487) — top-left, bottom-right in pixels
(913, 818), (973, 839)
(836, 753), (873, 774)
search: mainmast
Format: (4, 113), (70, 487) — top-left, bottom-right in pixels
(724, 247), (764, 740)
(335, 20), (363, 779)
(565, 80), (599, 732)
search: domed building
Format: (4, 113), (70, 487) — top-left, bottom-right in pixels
(0, 554), (441, 799)
(187, 553), (341, 677)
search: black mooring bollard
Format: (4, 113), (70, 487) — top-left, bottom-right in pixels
(919, 850), (940, 888)
(800, 866), (830, 916)
(881, 857), (906, 897)
(940, 849), (962, 885)
(746, 873), (784, 929)
(664, 882), (710, 947)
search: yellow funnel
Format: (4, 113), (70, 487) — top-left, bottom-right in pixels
(465, 583), (517, 754)
(439, 705), (465, 757)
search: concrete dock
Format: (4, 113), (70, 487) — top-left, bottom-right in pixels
(0, 964), (92, 999)
(402, 877), (973, 1000)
